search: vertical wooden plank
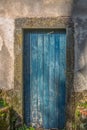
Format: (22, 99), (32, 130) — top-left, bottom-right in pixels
(37, 33), (44, 127)
(55, 33), (60, 128)
(30, 32), (38, 126)
(58, 32), (66, 129)
(23, 31), (30, 126)
(43, 34), (49, 129)
(49, 33), (56, 128)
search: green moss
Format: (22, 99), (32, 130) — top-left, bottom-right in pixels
(0, 99), (8, 108)
(0, 108), (10, 130)
(0, 99), (10, 130)
(79, 102), (87, 108)
(75, 108), (80, 119)
(16, 125), (35, 130)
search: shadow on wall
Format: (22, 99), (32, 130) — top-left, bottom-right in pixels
(64, 0), (87, 129)
(67, 1), (87, 91)
(71, 0), (87, 92)
(74, 26), (87, 92)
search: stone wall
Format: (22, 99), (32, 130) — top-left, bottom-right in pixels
(0, 0), (87, 129)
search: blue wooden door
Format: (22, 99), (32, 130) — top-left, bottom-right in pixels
(23, 30), (66, 129)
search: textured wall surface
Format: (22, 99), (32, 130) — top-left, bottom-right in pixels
(0, 0), (87, 129)
(0, 0), (73, 18)
(0, 1), (87, 91)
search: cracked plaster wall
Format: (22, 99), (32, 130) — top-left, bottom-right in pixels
(0, 0), (87, 92)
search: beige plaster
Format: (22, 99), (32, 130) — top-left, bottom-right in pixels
(0, 17), (14, 90)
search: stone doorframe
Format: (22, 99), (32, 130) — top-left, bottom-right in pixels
(14, 17), (74, 130)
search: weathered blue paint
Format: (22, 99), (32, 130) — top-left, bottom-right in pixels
(37, 33), (44, 127)
(58, 34), (66, 129)
(30, 33), (38, 125)
(23, 30), (66, 129)
(23, 31), (30, 126)
(55, 33), (60, 128)
(43, 34), (49, 128)
(49, 34), (56, 128)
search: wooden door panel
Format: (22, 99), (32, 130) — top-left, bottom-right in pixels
(23, 30), (66, 129)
